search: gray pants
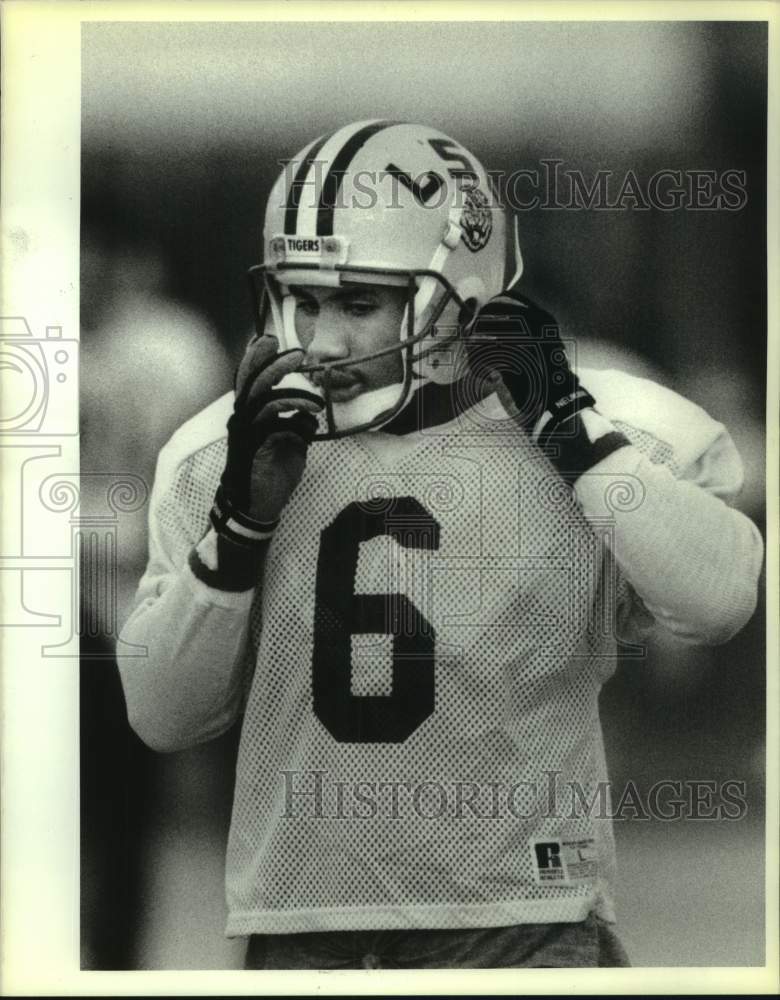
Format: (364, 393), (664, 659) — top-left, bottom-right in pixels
(244, 912), (631, 969)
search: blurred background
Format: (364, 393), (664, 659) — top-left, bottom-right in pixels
(79, 19), (767, 969)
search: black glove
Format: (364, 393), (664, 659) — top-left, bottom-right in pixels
(466, 291), (630, 482)
(190, 336), (322, 590)
(214, 336), (322, 543)
(466, 291), (594, 443)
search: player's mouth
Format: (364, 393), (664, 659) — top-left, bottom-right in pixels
(311, 371), (363, 402)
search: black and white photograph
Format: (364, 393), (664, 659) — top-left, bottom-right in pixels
(1, 2), (777, 992)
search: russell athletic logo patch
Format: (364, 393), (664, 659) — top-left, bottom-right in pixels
(531, 837), (598, 884)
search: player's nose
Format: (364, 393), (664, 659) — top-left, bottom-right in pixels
(305, 311), (350, 365)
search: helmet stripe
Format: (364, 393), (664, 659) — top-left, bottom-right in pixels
(315, 119), (399, 236)
(284, 131), (335, 236)
(293, 120), (386, 236)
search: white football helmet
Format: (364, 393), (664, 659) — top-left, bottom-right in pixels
(248, 120), (523, 438)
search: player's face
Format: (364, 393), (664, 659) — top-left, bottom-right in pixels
(290, 284), (406, 403)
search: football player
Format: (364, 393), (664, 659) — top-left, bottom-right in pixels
(117, 121), (763, 969)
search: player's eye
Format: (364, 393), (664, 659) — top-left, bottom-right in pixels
(295, 298), (319, 317)
(343, 299), (377, 317)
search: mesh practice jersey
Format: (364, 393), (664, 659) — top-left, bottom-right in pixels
(119, 369), (763, 935)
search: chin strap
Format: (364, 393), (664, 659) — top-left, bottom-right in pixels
(281, 293), (301, 349)
(330, 381), (409, 433)
(506, 215), (524, 289)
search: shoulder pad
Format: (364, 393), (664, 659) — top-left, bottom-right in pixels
(478, 291), (558, 330)
(580, 368), (728, 475)
(154, 391), (233, 494)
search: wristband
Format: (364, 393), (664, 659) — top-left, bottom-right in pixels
(532, 387), (596, 446)
(210, 485), (280, 546)
(543, 409), (631, 485)
(189, 526), (268, 592)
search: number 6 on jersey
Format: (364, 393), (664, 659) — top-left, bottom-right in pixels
(312, 497), (440, 743)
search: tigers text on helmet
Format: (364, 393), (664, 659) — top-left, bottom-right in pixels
(248, 120), (523, 438)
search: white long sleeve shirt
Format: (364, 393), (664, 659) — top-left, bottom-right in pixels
(117, 368), (763, 934)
